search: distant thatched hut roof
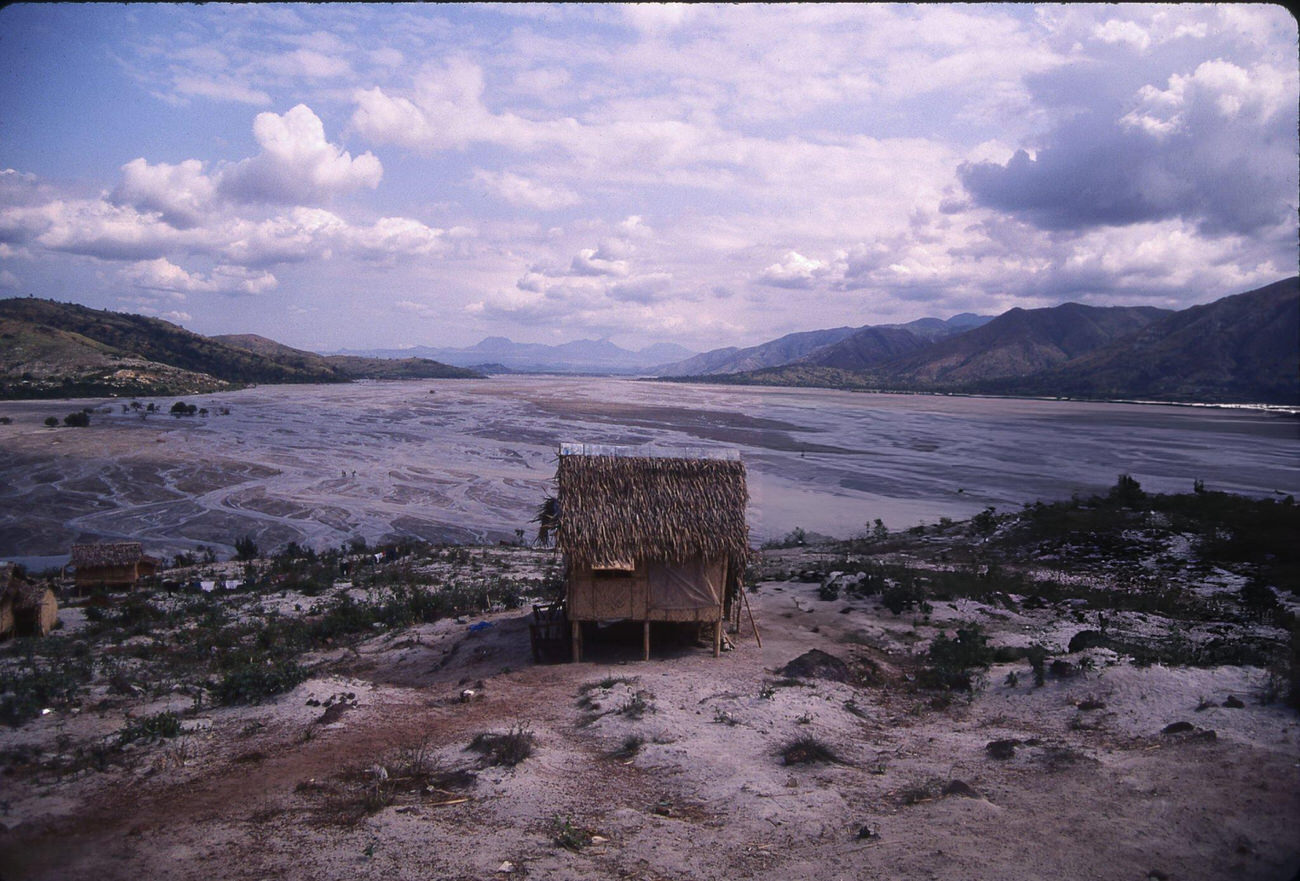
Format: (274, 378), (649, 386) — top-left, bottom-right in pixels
(70, 542), (152, 568)
(1, 565), (58, 637)
(0, 564), (14, 637)
(554, 443), (749, 569)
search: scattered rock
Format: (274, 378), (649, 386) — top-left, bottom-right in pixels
(1077, 698), (1105, 711)
(1147, 870), (1169, 880)
(1160, 721), (1216, 742)
(1067, 629), (1107, 652)
(986, 739), (1018, 760)
(1223, 695), (1244, 708)
(856, 824), (879, 840)
(317, 702), (352, 726)
(942, 779), (981, 799)
(1049, 659), (1078, 679)
(779, 649), (851, 683)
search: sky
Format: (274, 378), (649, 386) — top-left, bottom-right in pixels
(0, 3), (1296, 354)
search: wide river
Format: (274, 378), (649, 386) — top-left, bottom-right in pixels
(1, 376), (1297, 566)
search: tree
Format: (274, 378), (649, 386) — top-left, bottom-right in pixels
(63, 411), (90, 427)
(170, 401), (198, 417)
(1110, 473), (1146, 507)
(234, 534), (259, 561)
(44, 416), (59, 427)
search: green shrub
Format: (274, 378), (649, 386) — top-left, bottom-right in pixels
(0, 647), (94, 726)
(212, 661), (306, 706)
(920, 624), (992, 691)
(118, 710), (182, 744)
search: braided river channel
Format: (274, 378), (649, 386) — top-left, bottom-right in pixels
(2, 376), (1297, 567)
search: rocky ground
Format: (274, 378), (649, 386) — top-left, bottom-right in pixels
(1, 495), (1298, 881)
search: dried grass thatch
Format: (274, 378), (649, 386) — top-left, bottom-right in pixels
(69, 542), (151, 568)
(554, 445), (748, 569)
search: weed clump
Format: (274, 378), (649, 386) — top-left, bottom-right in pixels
(212, 660), (306, 706)
(467, 723), (535, 767)
(118, 711), (182, 745)
(779, 735), (843, 766)
(919, 624), (993, 691)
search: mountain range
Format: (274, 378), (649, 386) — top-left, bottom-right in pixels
(1, 276), (1294, 405)
(670, 277), (1298, 406)
(0, 298), (479, 399)
(337, 336), (695, 375)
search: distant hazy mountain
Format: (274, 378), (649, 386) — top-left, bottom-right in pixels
(793, 326), (930, 370)
(214, 334), (481, 382)
(975, 277), (1299, 404)
(654, 327), (859, 376)
(0, 299), (477, 399)
(342, 336), (697, 374)
(654, 314), (989, 377)
(887, 312), (990, 340)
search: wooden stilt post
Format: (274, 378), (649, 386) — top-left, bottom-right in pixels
(713, 619), (722, 658)
(741, 587), (762, 648)
(643, 620), (651, 661)
(571, 621), (582, 662)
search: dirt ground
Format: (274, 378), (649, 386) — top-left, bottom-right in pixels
(2, 556), (1297, 881)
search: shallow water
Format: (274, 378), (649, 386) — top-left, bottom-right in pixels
(1, 376), (1296, 564)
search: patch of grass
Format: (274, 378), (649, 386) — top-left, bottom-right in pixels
(578, 676), (639, 694)
(609, 735), (643, 760)
(211, 660), (306, 706)
(779, 735), (843, 766)
(467, 723), (535, 767)
(117, 710), (182, 745)
(617, 691), (654, 719)
(552, 815), (595, 851)
(0, 642), (95, 727)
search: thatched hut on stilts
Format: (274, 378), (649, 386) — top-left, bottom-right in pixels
(550, 443), (750, 662)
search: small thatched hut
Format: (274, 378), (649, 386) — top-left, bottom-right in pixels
(1, 564), (59, 638)
(69, 541), (159, 591)
(0, 564), (14, 638)
(553, 443), (749, 661)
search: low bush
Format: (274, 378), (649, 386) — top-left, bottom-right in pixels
(779, 735), (843, 766)
(467, 723), (535, 767)
(118, 710), (182, 745)
(212, 660), (306, 706)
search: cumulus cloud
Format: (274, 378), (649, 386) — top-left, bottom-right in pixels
(474, 170), (580, 209)
(758, 251), (830, 289)
(0, 269), (20, 289)
(1093, 19), (1152, 52)
(608, 272), (674, 303)
(112, 158), (217, 229)
(119, 257), (278, 296)
(219, 104), (383, 205)
(569, 247), (629, 277)
(958, 57), (1298, 236)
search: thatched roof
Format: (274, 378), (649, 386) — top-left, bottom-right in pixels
(554, 444), (748, 568)
(70, 541), (150, 568)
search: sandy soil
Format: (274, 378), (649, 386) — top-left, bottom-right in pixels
(2, 554), (1296, 881)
